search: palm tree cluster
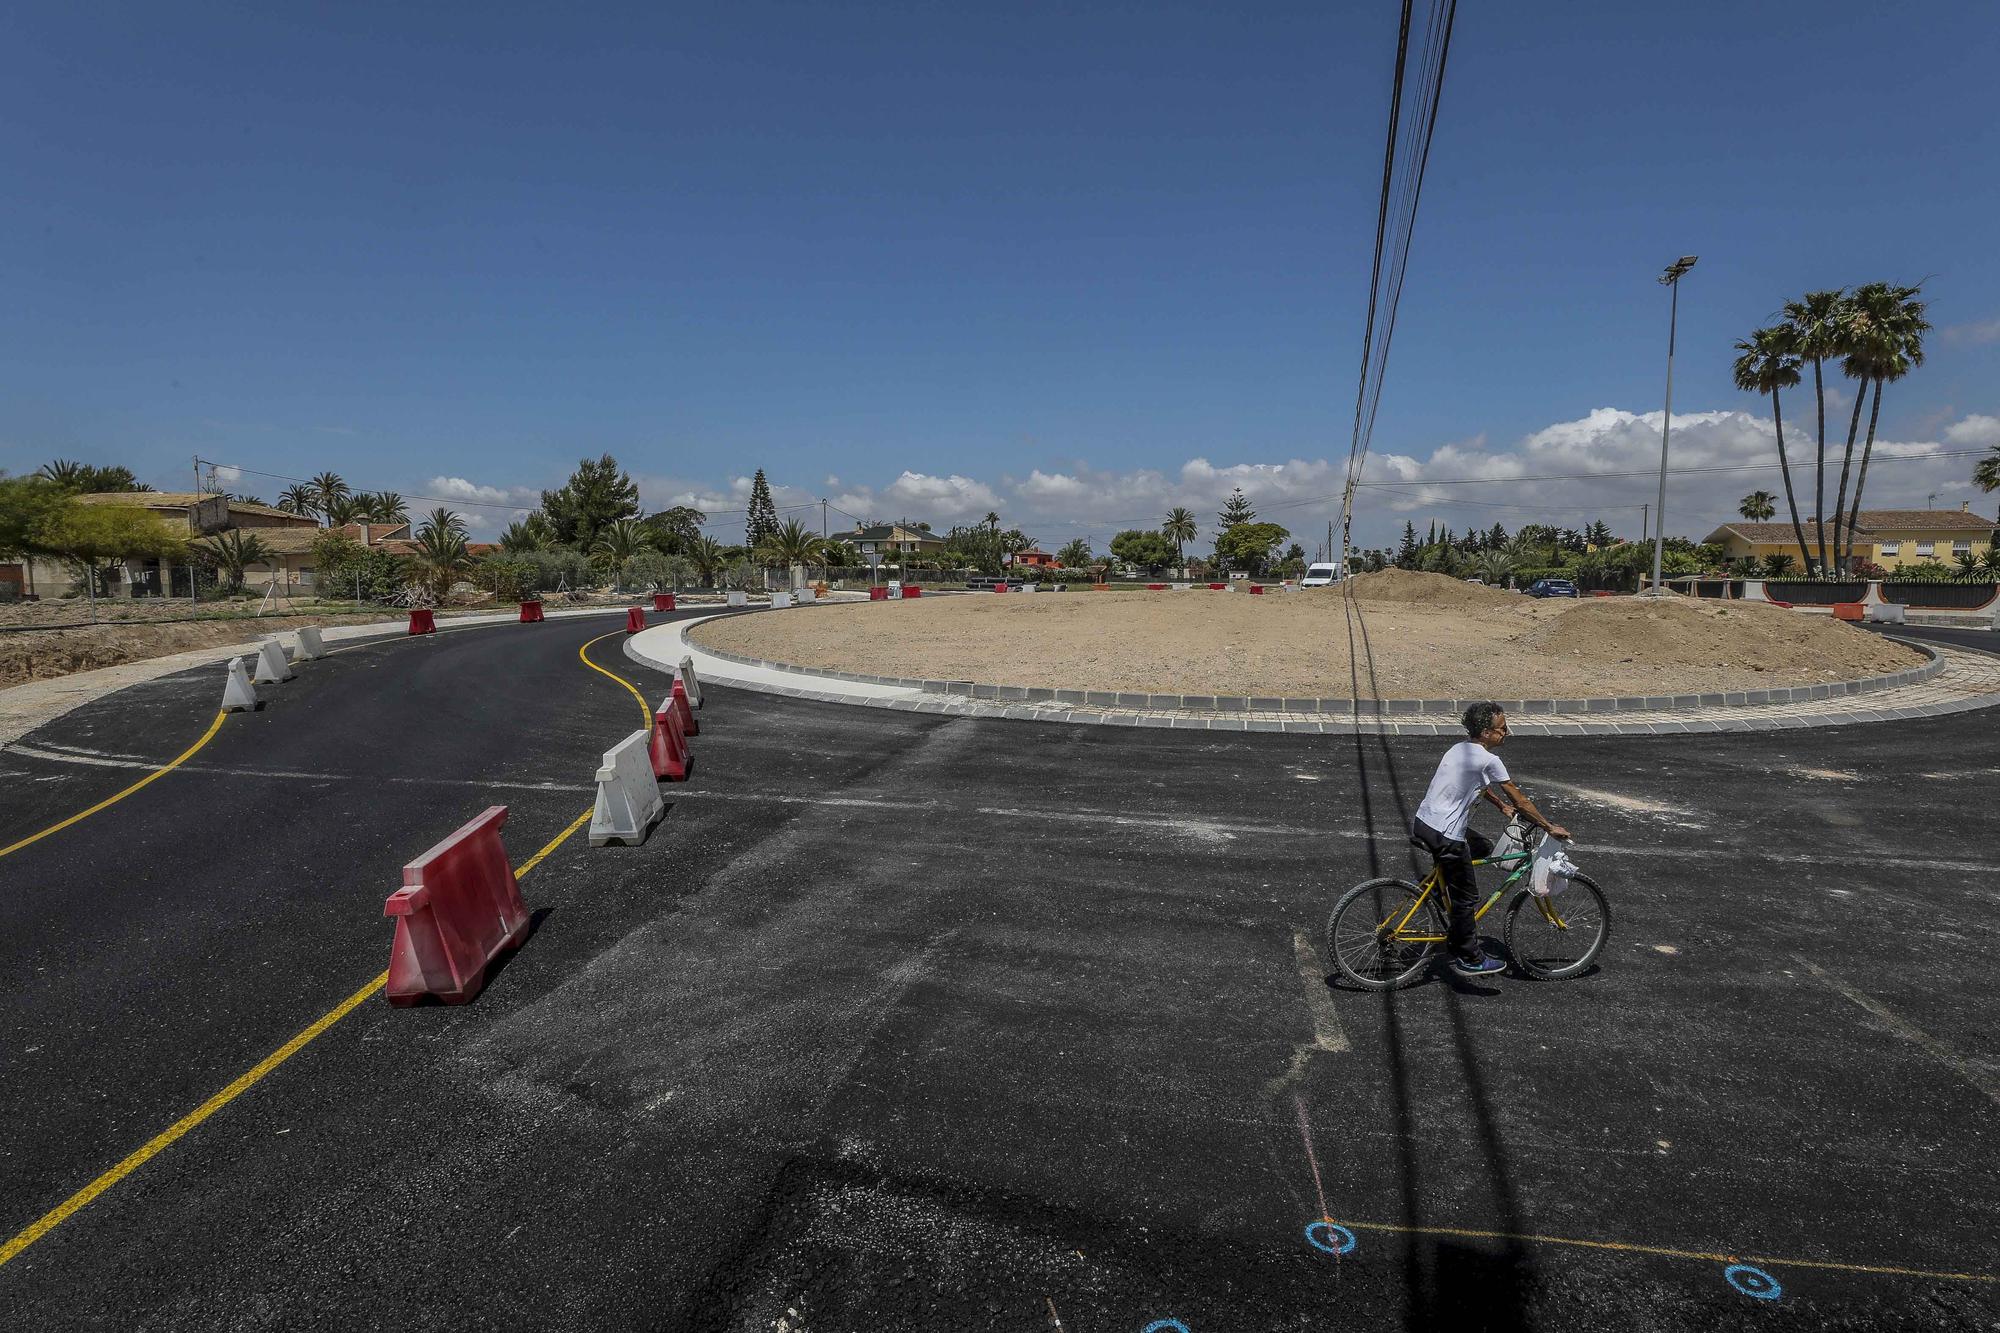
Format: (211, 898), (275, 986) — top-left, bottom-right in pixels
(273, 473), (409, 527)
(1733, 282), (1929, 576)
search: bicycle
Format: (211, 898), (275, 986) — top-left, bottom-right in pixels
(1326, 820), (1611, 990)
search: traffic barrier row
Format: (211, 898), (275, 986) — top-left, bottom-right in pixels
(219, 625), (329, 711)
(382, 646), (717, 1003)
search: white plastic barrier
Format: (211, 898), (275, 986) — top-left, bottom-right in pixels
(222, 657), (259, 712)
(1864, 603), (1907, 624)
(677, 655), (703, 708)
(1020, 583), (1037, 593)
(253, 637), (296, 684)
(797, 588), (816, 603)
(727, 591), (748, 608)
(291, 625), (325, 661)
(772, 591), (793, 608)
(589, 730), (665, 847)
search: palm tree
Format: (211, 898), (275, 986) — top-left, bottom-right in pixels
(1055, 537), (1093, 568)
(196, 528), (274, 591)
(364, 491), (409, 523)
(1738, 491), (1776, 522)
(38, 460), (87, 490)
(687, 535), (727, 588)
(277, 483), (319, 517)
(498, 519), (547, 553)
(410, 512), (471, 598)
(322, 495), (364, 527)
(310, 472), (350, 526)
(590, 517), (652, 572)
(1977, 444), (2000, 496)
(753, 517), (824, 570)
(1474, 549), (1515, 586)
(1732, 326), (1814, 575)
(1781, 290), (1849, 573)
(1839, 282), (1929, 566)
(1162, 507), (1196, 568)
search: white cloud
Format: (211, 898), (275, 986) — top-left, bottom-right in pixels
(212, 464), (243, 486)
(882, 470), (1000, 519)
(1941, 318), (2000, 346)
(1944, 414), (2000, 448)
(427, 475), (516, 505)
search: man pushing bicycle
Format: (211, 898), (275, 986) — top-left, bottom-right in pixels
(1411, 701), (1571, 977)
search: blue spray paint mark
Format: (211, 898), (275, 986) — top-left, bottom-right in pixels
(1724, 1264), (1782, 1301)
(1141, 1321), (1190, 1333)
(1304, 1221), (1358, 1256)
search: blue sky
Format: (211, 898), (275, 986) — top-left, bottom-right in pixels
(3, 1), (1997, 550)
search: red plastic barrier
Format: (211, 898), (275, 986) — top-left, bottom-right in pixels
(649, 696), (692, 781)
(383, 806), (530, 1006)
(1249, 584), (1265, 595)
(869, 586), (888, 601)
(672, 678), (699, 736)
(653, 592), (676, 612)
(993, 583), (1009, 593)
(408, 608), (436, 635)
(1591, 590), (1613, 598)
(1832, 602), (1865, 621)
(904, 585), (922, 598)
(518, 599), (543, 623)
(625, 605), (646, 634)
(1146, 583), (1167, 591)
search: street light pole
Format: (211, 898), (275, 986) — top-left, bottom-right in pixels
(1649, 255), (1698, 596)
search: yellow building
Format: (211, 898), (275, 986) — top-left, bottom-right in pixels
(22, 492), (322, 597)
(1704, 505), (1995, 572)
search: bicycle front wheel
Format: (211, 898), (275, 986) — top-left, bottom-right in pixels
(1327, 877), (1442, 991)
(1504, 871), (1611, 980)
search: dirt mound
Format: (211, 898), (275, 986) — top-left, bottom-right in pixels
(1344, 567), (1518, 612)
(1519, 596), (1911, 677)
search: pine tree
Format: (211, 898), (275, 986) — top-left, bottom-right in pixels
(1396, 521), (1419, 567)
(1217, 487), (1256, 530)
(1487, 522), (1508, 549)
(745, 469), (780, 548)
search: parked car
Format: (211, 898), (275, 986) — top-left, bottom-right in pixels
(1526, 578), (1580, 598)
(1300, 563), (1342, 587)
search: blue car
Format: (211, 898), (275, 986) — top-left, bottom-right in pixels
(1527, 578), (1580, 598)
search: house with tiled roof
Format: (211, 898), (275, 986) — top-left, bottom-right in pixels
(22, 492), (322, 598)
(1703, 505), (1996, 571)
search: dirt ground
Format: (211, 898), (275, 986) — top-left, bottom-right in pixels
(690, 569), (1921, 699)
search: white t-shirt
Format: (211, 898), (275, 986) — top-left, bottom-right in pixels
(1414, 741), (1510, 842)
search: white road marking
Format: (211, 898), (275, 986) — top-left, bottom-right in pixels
(1792, 954), (1999, 1110)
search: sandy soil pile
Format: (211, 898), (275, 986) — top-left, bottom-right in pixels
(690, 573), (1919, 699)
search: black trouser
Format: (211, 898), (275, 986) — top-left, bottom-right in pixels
(1411, 817), (1492, 963)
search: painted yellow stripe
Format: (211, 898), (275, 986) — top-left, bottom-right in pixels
(1330, 1218), (1996, 1285)
(578, 631), (656, 731)
(0, 710), (228, 862)
(0, 802), (594, 1270)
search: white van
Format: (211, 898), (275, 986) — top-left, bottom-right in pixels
(1300, 563), (1342, 587)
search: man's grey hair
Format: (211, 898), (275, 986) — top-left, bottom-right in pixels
(1462, 701), (1504, 737)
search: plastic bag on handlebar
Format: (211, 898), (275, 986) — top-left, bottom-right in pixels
(1530, 835), (1577, 898)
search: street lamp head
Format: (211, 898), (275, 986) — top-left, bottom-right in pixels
(1659, 255), (1699, 284)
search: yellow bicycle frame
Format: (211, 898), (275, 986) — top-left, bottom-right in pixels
(1383, 849), (1568, 941)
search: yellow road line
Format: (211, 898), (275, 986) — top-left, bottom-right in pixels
(0, 710), (228, 862)
(578, 631), (656, 731)
(0, 803), (595, 1271)
(1330, 1218), (1996, 1285)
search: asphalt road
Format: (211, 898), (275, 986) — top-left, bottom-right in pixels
(0, 613), (1994, 1330)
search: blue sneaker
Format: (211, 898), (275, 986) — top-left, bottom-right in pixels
(1450, 954), (1507, 977)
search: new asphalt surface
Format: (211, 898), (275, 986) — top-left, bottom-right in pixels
(0, 613), (1994, 1330)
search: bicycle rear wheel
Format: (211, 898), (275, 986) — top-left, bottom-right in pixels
(1503, 871), (1611, 980)
(1327, 877), (1442, 991)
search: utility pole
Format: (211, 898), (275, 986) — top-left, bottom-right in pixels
(194, 454), (202, 496)
(1640, 504), (1649, 544)
(821, 498), (828, 540)
(1649, 256), (1698, 595)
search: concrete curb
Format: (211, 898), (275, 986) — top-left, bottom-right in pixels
(676, 621), (1949, 716)
(629, 617), (2000, 736)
